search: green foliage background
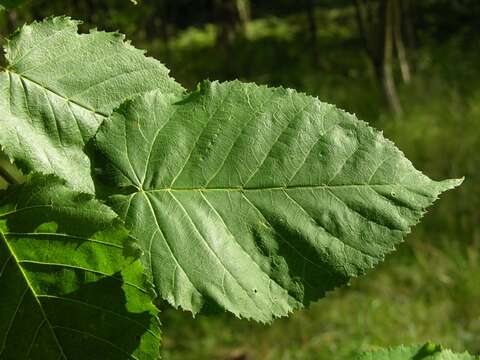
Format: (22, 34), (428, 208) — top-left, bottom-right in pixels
(0, 1), (478, 359)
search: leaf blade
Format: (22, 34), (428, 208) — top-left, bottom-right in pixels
(0, 175), (160, 359)
(96, 80), (462, 321)
(0, 17), (183, 193)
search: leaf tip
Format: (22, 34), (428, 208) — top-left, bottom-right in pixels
(436, 177), (464, 193)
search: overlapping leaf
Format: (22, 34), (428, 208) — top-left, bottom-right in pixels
(0, 175), (160, 359)
(95, 80), (462, 321)
(358, 343), (479, 360)
(0, 16), (183, 193)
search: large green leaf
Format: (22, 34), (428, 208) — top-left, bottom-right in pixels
(358, 343), (479, 360)
(0, 17), (183, 193)
(0, 175), (161, 359)
(95, 80), (462, 321)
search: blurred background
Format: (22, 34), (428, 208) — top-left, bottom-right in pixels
(0, 1), (479, 359)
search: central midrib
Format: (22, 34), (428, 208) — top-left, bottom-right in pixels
(138, 183), (410, 193)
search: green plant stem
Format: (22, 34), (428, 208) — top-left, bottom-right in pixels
(0, 165), (19, 185)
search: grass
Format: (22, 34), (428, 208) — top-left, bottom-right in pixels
(160, 238), (480, 360)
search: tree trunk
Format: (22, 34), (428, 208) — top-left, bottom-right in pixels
(5, 9), (18, 35)
(382, 0), (403, 115)
(0, 165), (19, 185)
(402, 0), (417, 71)
(159, 18), (171, 60)
(305, 0), (319, 66)
(392, 0), (411, 83)
(354, 0), (371, 57)
(354, 0), (403, 115)
(215, 0), (242, 47)
(235, 0), (250, 35)
(145, 2), (171, 59)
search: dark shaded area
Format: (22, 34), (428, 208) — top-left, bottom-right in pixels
(412, 342), (442, 360)
(0, 175), (116, 238)
(20, 264), (152, 360)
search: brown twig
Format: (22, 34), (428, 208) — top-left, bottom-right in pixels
(0, 164), (20, 185)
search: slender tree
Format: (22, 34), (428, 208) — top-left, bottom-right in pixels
(305, 0), (319, 66)
(382, 0), (402, 114)
(236, 0), (250, 34)
(392, 0), (411, 83)
(214, 0), (246, 47)
(354, 0), (407, 115)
